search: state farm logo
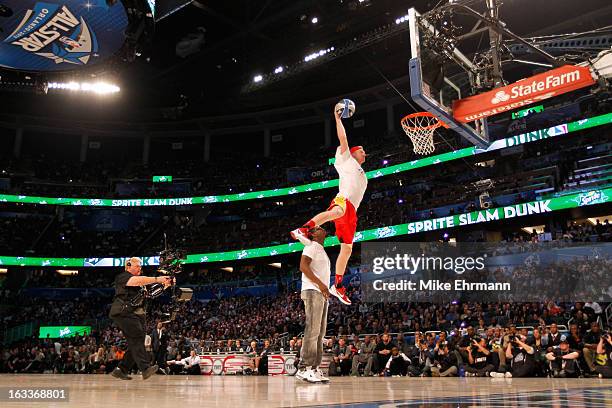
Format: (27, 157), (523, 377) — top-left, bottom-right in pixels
(491, 91), (510, 104)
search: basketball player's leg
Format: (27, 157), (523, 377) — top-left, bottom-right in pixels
(330, 243), (352, 305)
(290, 197), (346, 243)
(329, 200), (357, 305)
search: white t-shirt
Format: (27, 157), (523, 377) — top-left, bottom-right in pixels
(334, 146), (368, 210)
(301, 241), (331, 293)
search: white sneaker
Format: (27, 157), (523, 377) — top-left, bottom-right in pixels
(489, 372), (505, 378)
(295, 369), (308, 381)
(504, 372), (512, 378)
(314, 368), (329, 383)
(290, 228), (312, 246)
(329, 285), (352, 305)
(302, 369), (322, 383)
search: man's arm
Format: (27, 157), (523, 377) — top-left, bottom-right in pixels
(126, 276), (172, 287)
(596, 337), (606, 354)
(299, 255), (330, 298)
(334, 109), (349, 154)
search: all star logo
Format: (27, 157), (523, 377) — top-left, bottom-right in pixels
(6, 3), (99, 66)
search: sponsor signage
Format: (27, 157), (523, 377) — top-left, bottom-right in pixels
(39, 325), (91, 338)
(152, 176), (173, 183)
(193, 354), (304, 376)
(0, 0), (128, 71)
(0, 113), (609, 207)
(0, 188), (609, 267)
(453, 65), (596, 123)
(511, 104), (544, 119)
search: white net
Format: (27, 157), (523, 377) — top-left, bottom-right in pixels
(401, 113), (444, 155)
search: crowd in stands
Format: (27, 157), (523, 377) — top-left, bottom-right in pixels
(2, 289), (611, 378)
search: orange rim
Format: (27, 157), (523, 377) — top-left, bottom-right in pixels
(400, 112), (449, 130)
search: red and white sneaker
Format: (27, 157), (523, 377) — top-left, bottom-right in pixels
(290, 227), (312, 245)
(329, 285), (351, 305)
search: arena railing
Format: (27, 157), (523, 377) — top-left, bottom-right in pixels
(0, 113), (609, 208)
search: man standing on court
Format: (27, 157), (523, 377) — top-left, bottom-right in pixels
(295, 226), (331, 383)
(290, 107), (367, 305)
(109, 257), (174, 380)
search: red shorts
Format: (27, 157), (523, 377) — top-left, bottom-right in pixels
(327, 195), (358, 244)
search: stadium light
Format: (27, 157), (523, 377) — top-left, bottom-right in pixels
(47, 81), (120, 95)
(253, 75), (263, 83)
(311, 17), (318, 24)
(395, 14), (409, 25)
(274, 66), (284, 74)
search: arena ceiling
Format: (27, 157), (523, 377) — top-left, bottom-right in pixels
(0, 0), (610, 120)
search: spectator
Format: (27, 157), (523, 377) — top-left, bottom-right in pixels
(383, 346), (411, 376)
(545, 335), (580, 377)
(330, 338), (352, 376)
(492, 334), (535, 378)
(429, 342), (458, 377)
(374, 334), (395, 374)
(595, 332), (612, 378)
(350, 335), (375, 376)
(583, 321), (602, 373)
(465, 337), (494, 377)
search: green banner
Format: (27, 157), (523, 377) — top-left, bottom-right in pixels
(0, 113), (609, 207)
(0, 188), (609, 267)
(39, 326), (91, 339)
(152, 175), (173, 183)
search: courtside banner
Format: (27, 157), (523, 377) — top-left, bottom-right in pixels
(453, 65), (596, 123)
(0, 188), (609, 267)
(0, 113), (610, 207)
(361, 242), (612, 303)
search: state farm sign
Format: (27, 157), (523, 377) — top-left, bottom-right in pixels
(452, 65), (595, 123)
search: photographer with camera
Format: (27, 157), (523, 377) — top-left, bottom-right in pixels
(491, 334), (535, 378)
(545, 335), (580, 377)
(429, 342), (458, 377)
(595, 332), (612, 378)
(465, 337), (494, 377)
(109, 257), (174, 380)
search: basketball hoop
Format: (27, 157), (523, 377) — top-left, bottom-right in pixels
(401, 112), (449, 155)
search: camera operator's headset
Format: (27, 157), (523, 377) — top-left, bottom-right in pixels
(125, 258), (141, 271)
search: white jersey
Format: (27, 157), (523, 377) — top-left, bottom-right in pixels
(301, 241), (331, 293)
(334, 146), (368, 210)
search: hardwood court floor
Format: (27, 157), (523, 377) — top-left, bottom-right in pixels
(1, 374), (610, 408)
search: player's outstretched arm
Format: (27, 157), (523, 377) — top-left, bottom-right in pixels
(334, 108), (349, 154)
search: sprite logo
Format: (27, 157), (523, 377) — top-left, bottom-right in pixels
(375, 226), (397, 239)
(572, 190), (608, 206)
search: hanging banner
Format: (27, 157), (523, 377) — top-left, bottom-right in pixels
(0, 0), (128, 71)
(453, 65), (596, 123)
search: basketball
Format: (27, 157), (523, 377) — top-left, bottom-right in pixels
(335, 98), (355, 119)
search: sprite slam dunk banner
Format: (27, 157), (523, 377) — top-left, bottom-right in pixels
(0, 188), (609, 267)
(0, 113), (610, 207)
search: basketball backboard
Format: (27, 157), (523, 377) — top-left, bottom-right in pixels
(408, 7), (490, 148)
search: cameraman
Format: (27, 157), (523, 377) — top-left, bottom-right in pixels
(109, 257), (174, 380)
(545, 335), (579, 378)
(466, 337), (494, 377)
(492, 334), (535, 378)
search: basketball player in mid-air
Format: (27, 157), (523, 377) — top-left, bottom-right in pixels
(290, 106), (367, 305)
